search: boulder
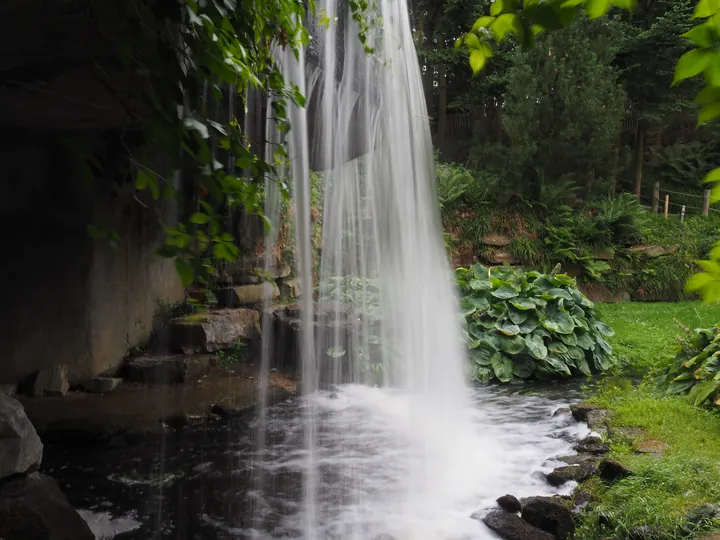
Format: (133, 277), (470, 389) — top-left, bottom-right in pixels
(0, 472), (94, 540)
(545, 463), (598, 487)
(125, 355), (216, 385)
(555, 454), (597, 466)
(497, 494), (522, 513)
(482, 232), (513, 247)
(574, 435), (609, 455)
(521, 496), (575, 540)
(279, 277), (302, 299)
(31, 365), (69, 397)
(482, 510), (554, 540)
(481, 249), (518, 265)
(217, 283), (280, 307)
(552, 407), (571, 417)
(593, 247), (616, 260)
(169, 309), (260, 353)
(570, 403), (601, 422)
(572, 490), (593, 513)
(0, 384), (17, 396)
(598, 459), (632, 482)
(84, 377), (122, 394)
(0, 392), (43, 480)
(586, 409), (610, 430)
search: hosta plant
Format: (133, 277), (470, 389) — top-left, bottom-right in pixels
(456, 264), (615, 383)
(665, 325), (720, 408)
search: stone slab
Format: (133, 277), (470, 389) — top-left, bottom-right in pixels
(125, 355), (216, 385)
(31, 365), (69, 397)
(217, 283), (280, 307)
(169, 308), (260, 353)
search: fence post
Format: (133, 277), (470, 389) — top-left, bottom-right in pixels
(652, 181), (660, 213)
(681, 205), (686, 224)
(703, 189), (711, 217)
(664, 195), (669, 219)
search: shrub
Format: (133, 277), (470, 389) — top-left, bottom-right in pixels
(456, 264), (615, 383)
(664, 325), (720, 409)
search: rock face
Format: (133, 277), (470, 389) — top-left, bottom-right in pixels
(570, 403), (601, 422)
(0, 392), (43, 479)
(481, 249), (518, 265)
(125, 355), (216, 385)
(521, 496), (575, 540)
(482, 232), (513, 247)
(31, 365), (70, 397)
(482, 510), (554, 540)
(599, 459), (633, 482)
(169, 309), (260, 353)
(217, 282), (280, 307)
(628, 245), (680, 258)
(0, 472), (94, 540)
(279, 277), (302, 299)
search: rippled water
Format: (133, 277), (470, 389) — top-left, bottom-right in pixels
(44, 383), (588, 540)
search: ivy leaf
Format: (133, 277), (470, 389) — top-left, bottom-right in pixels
(175, 258), (194, 287)
(673, 49), (712, 86)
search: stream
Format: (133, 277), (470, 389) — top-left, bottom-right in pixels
(42, 383), (589, 540)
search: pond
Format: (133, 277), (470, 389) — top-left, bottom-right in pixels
(43, 383), (590, 540)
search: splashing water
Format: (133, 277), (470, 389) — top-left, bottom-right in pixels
(254, 1), (553, 539)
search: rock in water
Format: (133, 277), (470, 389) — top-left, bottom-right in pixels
(598, 459), (633, 482)
(521, 496), (575, 540)
(0, 472), (94, 540)
(0, 392), (43, 479)
(497, 494), (522, 513)
(482, 509), (554, 540)
(545, 463), (598, 486)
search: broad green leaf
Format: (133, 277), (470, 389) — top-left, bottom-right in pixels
(190, 212), (210, 224)
(547, 288), (573, 301)
(594, 320), (615, 337)
(492, 353), (515, 382)
(585, 0), (611, 18)
(510, 298), (536, 310)
(575, 331), (596, 350)
(492, 284), (520, 299)
(472, 16), (494, 30)
(703, 167), (720, 184)
(559, 332), (578, 347)
(673, 49), (712, 86)
(470, 49), (487, 74)
(490, 0), (505, 16)
(490, 13), (522, 41)
(683, 23), (716, 47)
(526, 333), (548, 360)
(544, 355), (572, 376)
(696, 86), (720, 105)
(175, 258), (194, 287)
(213, 242), (237, 262)
(470, 279), (493, 291)
(689, 380), (720, 406)
(519, 315), (540, 334)
(543, 311), (575, 334)
(509, 306), (528, 325)
(695, 0), (720, 18)
(549, 342), (569, 354)
(474, 366), (493, 384)
(467, 296), (491, 310)
(500, 334), (527, 355)
(465, 32), (482, 49)
(575, 356), (592, 376)
(497, 320), (521, 336)
(470, 341), (497, 366)
(698, 101), (720, 125)
(513, 356), (536, 379)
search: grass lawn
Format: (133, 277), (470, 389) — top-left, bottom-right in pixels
(575, 302), (720, 540)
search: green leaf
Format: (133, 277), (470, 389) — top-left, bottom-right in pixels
(499, 334), (527, 355)
(490, 13), (523, 41)
(190, 212), (210, 224)
(549, 342), (569, 354)
(519, 315), (540, 334)
(475, 366), (493, 384)
(575, 356), (592, 376)
(594, 320), (615, 337)
(470, 49), (487, 73)
(492, 353), (515, 382)
(543, 311), (575, 334)
(510, 298), (536, 310)
(175, 258), (194, 287)
(576, 331), (596, 350)
(513, 356), (536, 379)
(470, 279), (493, 291)
(490, 0), (504, 16)
(682, 23), (716, 47)
(465, 33), (482, 49)
(703, 168), (720, 184)
(509, 306), (528, 325)
(472, 15), (494, 30)
(690, 380), (720, 406)
(544, 355), (572, 376)
(492, 284), (520, 299)
(695, 0), (720, 18)
(547, 288), (573, 301)
(526, 333), (548, 360)
(673, 49), (712, 86)
(470, 341), (498, 366)
(213, 242), (238, 262)
(698, 101), (720, 125)
(585, 0), (611, 18)
(497, 320), (521, 336)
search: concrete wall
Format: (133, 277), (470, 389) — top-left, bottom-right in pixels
(0, 132), (184, 384)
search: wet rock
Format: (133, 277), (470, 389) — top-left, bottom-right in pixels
(571, 490), (593, 513)
(329, 392), (339, 399)
(521, 496), (575, 540)
(374, 535), (397, 540)
(574, 435), (609, 455)
(0, 472), (94, 540)
(570, 403), (601, 422)
(627, 524), (660, 540)
(586, 409), (610, 429)
(125, 355), (216, 385)
(556, 454), (598, 466)
(0, 392), (43, 479)
(279, 277), (302, 299)
(482, 232), (513, 247)
(552, 407), (571, 417)
(634, 440), (666, 456)
(497, 494), (522, 513)
(217, 283), (280, 307)
(0, 384), (17, 396)
(546, 463), (598, 487)
(686, 504), (719, 524)
(598, 459), (632, 482)
(31, 365), (70, 397)
(84, 377), (122, 394)
(169, 309), (260, 353)
(482, 509), (554, 540)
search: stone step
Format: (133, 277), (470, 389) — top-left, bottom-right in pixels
(168, 308), (260, 353)
(125, 355), (218, 385)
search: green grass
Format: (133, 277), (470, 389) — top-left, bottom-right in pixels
(596, 301), (720, 377)
(575, 302), (720, 540)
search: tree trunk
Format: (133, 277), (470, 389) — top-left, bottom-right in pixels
(436, 39), (448, 145)
(633, 124), (645, 198)
(610, 125), (622, 195)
